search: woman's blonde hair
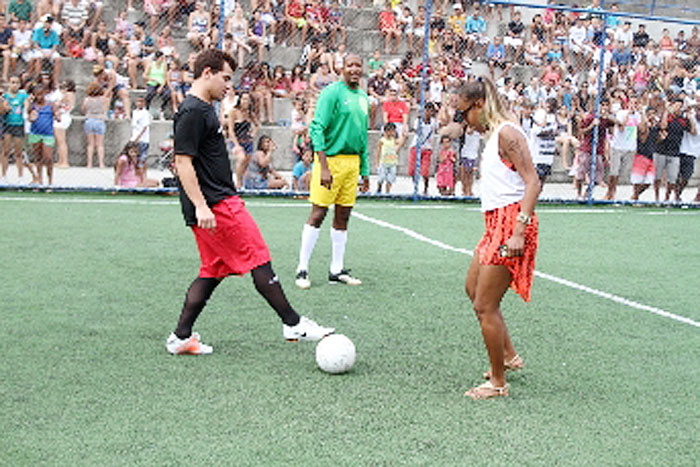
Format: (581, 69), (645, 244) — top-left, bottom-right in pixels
(458, 76), (514, 133)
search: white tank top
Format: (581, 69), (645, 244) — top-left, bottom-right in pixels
(480, 121), (529, 212)
(679, 115), (700, 157)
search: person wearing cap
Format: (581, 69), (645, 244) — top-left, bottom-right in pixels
(448, 3), (466, 36)
(30, 15), (61, 88)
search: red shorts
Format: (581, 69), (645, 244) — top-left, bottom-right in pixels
(191, 196), (271, 278)
(408, 147), (432, 177)
(476, 201), (538, 302)
(630, 154), (655, 185)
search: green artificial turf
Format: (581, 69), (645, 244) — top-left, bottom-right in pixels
(1, 193), (698, 465)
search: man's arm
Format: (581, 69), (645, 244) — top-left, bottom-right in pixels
(175, 154), (216, 229)
(309, 86), (333, 188)
(688, 112), (697, 135)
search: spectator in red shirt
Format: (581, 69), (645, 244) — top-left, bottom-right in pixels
(381, 87), (410, 135)
(574, 100), (615, 199)
(285, 0), (307, 47)
(305, 0), (328, 43)
(379, 1), (400, 54)
(271, 65), (292, 98)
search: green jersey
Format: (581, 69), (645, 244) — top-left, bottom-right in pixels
(310, 81), (370, 176)
(9, 0), (32, 21)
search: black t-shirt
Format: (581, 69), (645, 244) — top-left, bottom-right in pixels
(174, 95), (237, 226)
(657, 114), (689, 157)
(638, 126), (659, 159)
(508, 20), (524, 36)
(367, 76), (389, 97)
(430, 16), (445, 31)
(633, 31), (649, 48)
(0, 27), (12, 45)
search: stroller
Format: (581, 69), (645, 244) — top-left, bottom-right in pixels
(156, 136), (178, 188)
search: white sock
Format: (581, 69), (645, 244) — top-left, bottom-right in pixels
(297, 224), (320, 272)
(330, 228), (347, 275)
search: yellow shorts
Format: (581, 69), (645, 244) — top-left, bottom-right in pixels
(309, 154), (360, 207)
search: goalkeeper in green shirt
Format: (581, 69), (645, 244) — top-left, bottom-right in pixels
(295, 54), (369, 289)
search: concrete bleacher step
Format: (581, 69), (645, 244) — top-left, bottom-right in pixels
(342, 8), (382, 30)
(61, 112), (653, 184)
(60, 58), (98, 87)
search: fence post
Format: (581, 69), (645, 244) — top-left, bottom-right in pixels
(218, 0), (225, 49)
(587, 0), (609, 204)
(414, 0), (433, 201)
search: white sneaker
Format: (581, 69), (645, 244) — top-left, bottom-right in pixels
(283, 316), (334, 342)
(328, 269), (362, 286)
(295, 270), (311, 289)
(0, 176), (7, 185)
(166, 332), (213, 355)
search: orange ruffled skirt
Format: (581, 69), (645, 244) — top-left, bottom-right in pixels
(476, 201), (538, 302)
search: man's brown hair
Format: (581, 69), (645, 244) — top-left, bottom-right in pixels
(194, 49), (237, 79)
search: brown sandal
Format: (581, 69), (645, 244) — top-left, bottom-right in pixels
(483, 354), (525, 380)
(465, 381), (510, 400)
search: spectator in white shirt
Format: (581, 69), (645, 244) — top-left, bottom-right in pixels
(614, 21), (633, 48)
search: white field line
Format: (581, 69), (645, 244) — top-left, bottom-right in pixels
(4, 196), (695, 215)
(0, 196), (180, 206)
(2, 195), (698, 327)
(352, 211), (700, 329)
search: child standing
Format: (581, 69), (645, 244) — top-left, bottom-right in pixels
(408, 102), (438, 195)
(459, 127), (480, 196)
(374, 122), (407, 193)
(436, 135), (457, 195)
(131, 97), (152, 175)
(3, 76), (31, 181)
(28, 85), (57, 185)
(293, 145), (313, 191)
(531, 107), (558, 190)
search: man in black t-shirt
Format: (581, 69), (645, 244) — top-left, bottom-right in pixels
(367, 66), (389, 130)
(632, 24), (650, 49)
(504, 10), (525, 62)
(166, 49), (333, 355)
(631, 107), (661, 201)
(653, 98), (689, 203)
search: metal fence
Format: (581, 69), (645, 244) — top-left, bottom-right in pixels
(1, 0), (699, 205)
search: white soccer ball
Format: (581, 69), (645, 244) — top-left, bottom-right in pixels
(315, 334), (356, 374)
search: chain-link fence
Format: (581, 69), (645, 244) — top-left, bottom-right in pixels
(0, 0), (698, 204)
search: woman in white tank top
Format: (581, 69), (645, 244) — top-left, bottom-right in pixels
(456, 77), (541, 400)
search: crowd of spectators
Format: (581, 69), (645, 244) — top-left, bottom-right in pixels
(0, 0), (698, 201)
(353, 0), (700, 200)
